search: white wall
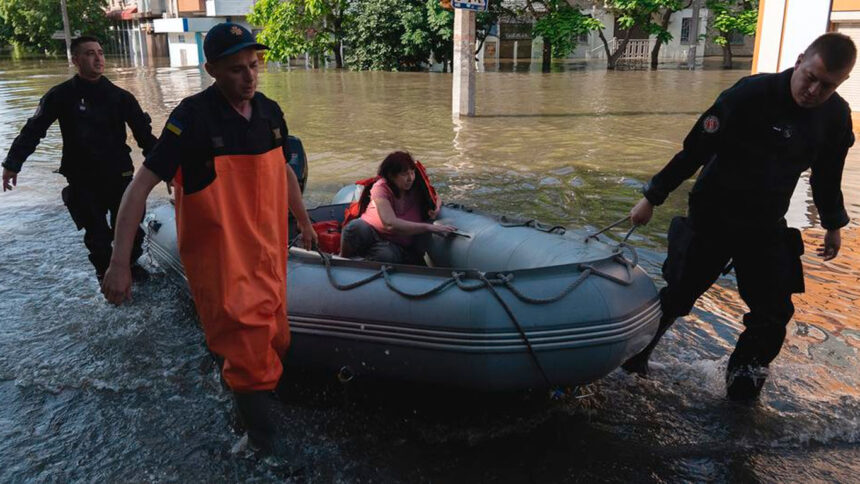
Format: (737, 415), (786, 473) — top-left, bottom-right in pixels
(779, 2), (830, 69)
(755, 0), (831, 73)
(660, 8), (708, 60)
(206, 0), (253, 17)
(568, 9), (706, 61)
(167, 32), (201, 66)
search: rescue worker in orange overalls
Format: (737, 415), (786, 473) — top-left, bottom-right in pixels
(101, 23), (317, 454)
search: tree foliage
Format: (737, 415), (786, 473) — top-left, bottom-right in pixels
(344, 0), (448, 71)
(476, 0), (515, 55)
(589, 0), (680, 68)
(0, 0), (109, 53)
(707, 0), (757, 47)
(424, 0), (454, 69)
(649, 0), (691, 68)
(248, 0), (348, 67)
(531, 0), (601, 58)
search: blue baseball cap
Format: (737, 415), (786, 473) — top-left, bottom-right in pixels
(203, 23), (268, 62)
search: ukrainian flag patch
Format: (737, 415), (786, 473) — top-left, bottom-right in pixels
(166, 119), (184, 136)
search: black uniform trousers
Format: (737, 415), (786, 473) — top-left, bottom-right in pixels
(61, 176), (144, 276)
(656, 216), (805, 370)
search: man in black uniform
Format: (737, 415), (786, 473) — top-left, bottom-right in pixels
(622, 33), (856, 402)
(2, 36), (156, 282)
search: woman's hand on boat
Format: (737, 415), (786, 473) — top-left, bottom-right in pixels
(428, 223), (457, 234)
(101, 264), (132, 305)
(630, 197), (654, 226)
(299, 221), (318, 250)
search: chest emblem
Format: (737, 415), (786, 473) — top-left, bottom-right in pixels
(772, 125), (793, 139)
(703, 115), (720, 134)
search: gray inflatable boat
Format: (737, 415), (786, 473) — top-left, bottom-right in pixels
(144, 190), (660, 392)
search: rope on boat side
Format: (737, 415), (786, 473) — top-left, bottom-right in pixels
(316, 250), (638, 302)
(476, 272), (556, 392)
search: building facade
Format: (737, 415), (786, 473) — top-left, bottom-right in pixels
(106, 0), (171, 63)
(477, 2), (754, 67)
(153, 0), (255, 67)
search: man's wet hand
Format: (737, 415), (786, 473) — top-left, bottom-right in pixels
(2, 168), (18, 192)
(817, 228), (841, 261)
(101, 263), (132, 305)
(630, 197), (654, 226)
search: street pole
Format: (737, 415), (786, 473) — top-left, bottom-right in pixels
(686, 0), (701, 70)
(60, 0), (73, 63)
(452, 8), (476, 117)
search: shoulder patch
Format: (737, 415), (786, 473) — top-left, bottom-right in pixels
(702, 115), (720, 134)
(165, 119), (184, 136)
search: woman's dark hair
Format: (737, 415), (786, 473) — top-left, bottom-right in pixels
(377, 151), (416, 198)
(356, 151), (431, 219)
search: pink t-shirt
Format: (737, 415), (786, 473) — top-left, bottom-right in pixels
(361, 178), (424, 247)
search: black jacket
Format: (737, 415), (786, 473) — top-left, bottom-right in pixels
(2, 75), (156, 182)
(144, 85), (293, 195)
(643, 69), (853, 231)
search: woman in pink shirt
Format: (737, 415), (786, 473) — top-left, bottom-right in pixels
(341, 151), (455, 264)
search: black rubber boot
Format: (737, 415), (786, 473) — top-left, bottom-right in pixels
(234, 391), (276, 455)
(726, 362), (769, 402)
(621, 314), (676, 377)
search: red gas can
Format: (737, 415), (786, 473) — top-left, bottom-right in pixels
(312, 221), (342, 254)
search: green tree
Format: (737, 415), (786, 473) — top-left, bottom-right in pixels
(589, 0), (678, 69)
(248, 0), (349, 68)
(0, 0), (108, 54)
(476, 0), (515, 58)
(345, 0), (438, 71)
(424, 0), (454, 72)
(649, 0), (691, 69)
(529, 0), (602, 71)
(707, 0), (757, 68)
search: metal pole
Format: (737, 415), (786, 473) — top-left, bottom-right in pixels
(59, 0), (73, 63)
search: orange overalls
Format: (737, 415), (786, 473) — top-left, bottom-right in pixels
(173, 147), (290, 392)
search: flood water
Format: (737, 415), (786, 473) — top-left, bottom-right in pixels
(0, 58), (858, 482)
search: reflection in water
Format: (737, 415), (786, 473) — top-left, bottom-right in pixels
(0, 60), (857, 482)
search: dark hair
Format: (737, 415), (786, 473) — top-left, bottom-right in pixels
(71, 36), (101, 55)
(377, 151), (416, 198)
(804, 33), (857, 72)
(357, 151), (432, 219)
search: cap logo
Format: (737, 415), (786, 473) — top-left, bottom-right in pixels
(230, 26), (243, 36)
(702, 115), (720, 134)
